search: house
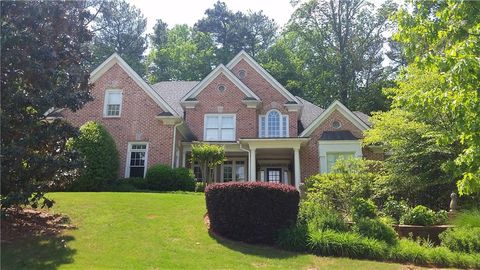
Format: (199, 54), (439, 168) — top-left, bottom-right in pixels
(63, 51), (384, 189)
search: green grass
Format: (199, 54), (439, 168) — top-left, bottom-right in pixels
(2, 192), (420, 270)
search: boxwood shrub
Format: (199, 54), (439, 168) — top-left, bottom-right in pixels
(144, 165), (195, 191)
(206, 182), (299, 244)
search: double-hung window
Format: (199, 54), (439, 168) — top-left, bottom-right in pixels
(204, 114), (235, 141)
(259, 110), (288, 137)
(126, 143), (148, 177)
(326, 152), (354, 173)
(104, 89), (123, 117)
(222, 160), (246, 182)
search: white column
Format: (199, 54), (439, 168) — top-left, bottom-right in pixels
(249, 148), (256, 181)
(294, 147), (301, 190)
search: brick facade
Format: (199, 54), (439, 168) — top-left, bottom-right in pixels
(63, 63), (175, 177)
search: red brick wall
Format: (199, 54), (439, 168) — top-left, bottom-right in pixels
(230, 59), (298, 136)
(300, 110), (365, 180)
(63, 63), (174, 177)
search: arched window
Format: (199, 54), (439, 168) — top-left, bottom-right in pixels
(259, 110), (288, 137)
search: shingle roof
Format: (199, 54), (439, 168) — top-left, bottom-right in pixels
(151, 81), (199, 115)
(319, 131), (359, 140)
(353, 111), (372, 126)
(296, 96), (325, 128)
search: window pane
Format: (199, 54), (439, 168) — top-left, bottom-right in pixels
(221, 128), (234, 140)
(221, 116), (234, 128)
(235, 161), (245, 181)
(129, 167), (145, 178)
(282, 116), (288, 137)
(260, 116), (266, 137)
(205, 129), (219, 140)
(206, 116), (219, 128)
(223, 164), (233, 182)
(267, 111), (280, 137)
(108, 92), (121, 104)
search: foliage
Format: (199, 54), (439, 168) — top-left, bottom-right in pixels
(354, 218), (398, 245)
(68, 121), (119, 191)
(144, 165), (195, 191)
(194, 181), (206, 193)
(267, 0), (398, 112)
(304, 159), (380, 216)
(400, 205), (435, 226)
(364, 109), (458, 209)
(195, 1), (278, 63)
(90, 0), (147, 75)
(190, 143), (225, 185)
(307, 229), (389, 259)
(434, 210), (449, 225)
(453, 209), (480, 228)
(146, 24), (215, 82)
(351, 198), (377, 222)
(300, 202), (349, 233)
(277, 223), (308, 252)
(382, 197), (410, 223)
(387, 0), (480, 195)
(440, 227), (480, 254)
(0, 1), (93, 208)
(205, 182), (299, 244)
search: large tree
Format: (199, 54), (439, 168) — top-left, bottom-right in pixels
(91, 0), (147, 75)
(195, 1), (278, 64)
(1, 1), (93, 208)
(146, 24), (216, 82)
(264, 0), (396, 112)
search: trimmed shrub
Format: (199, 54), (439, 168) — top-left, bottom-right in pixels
(173, 167), (195, 191)
(382, 197), (409, 223)
(354, 218), (398, 245)
(206, 182), (299, 244)
(69, 121), (119, 191)
(144, 165), (195, 191)
(401, 205), (435, 226)
(351, 198), (377, 221)
(307, 229), (389, 259)
(439, 227), (480, 253)
(195, 181), (205, 192)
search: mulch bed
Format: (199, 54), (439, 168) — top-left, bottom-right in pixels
(1, 207), (76, 243)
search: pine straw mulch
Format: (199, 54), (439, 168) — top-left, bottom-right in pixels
(1, 207), (76, 243)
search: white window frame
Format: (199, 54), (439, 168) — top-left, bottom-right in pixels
(103, 89), (123, 117)
(203, 114), (236, 141)
(220, 158), (247, 182)
(125, 142), (149, 178)
(259, 109), (289, 138)
(318, 140), (362, 174)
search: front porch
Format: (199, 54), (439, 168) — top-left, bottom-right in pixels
(181, 138), (308, 189)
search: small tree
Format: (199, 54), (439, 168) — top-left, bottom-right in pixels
(69, 121), (119, 191)
(191, 143), (225, 185)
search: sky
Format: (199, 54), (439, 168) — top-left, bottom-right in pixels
(127, 0), (391, 34)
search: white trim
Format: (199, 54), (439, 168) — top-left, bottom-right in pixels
(125, 142), (149, 178)
(90, 53), (177, 115)
(103, 89), (123, 117)
(259, 109), (289, 138)
(203, 113), (236, 141)
(300, 100), (370, 137)
(226, 50), (299, 103)
(318, 140), (362, 174)
(220, 158), (247, 182)
(180, 64), (260, 102)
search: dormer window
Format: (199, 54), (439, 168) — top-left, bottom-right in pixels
(259, 109), (289, 137)
(104, 89), (123, 117)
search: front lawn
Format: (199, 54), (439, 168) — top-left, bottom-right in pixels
(2, 192), (418, 269)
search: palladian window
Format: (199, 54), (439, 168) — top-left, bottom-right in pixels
(259, 110), (288, 137)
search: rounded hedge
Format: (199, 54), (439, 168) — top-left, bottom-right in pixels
(145, 164), (195, 191)
(205, 182), (300, 244)
(69, 121), (119, 191)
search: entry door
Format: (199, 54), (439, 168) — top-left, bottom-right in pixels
(266, 168), (282, 183)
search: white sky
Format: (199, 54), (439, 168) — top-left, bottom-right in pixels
(127, 0), (390, 34)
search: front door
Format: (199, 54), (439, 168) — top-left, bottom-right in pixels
(266, 168), (282, 183)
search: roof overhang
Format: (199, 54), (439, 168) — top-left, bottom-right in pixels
(239, 137), (310, 149)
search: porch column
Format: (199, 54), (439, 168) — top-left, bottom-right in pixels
(249, 147), (256, 181)
(293, 147), (301, 190)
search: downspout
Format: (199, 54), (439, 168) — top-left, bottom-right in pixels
(239, 142), (251, 181)
(171, 121), (183, 168)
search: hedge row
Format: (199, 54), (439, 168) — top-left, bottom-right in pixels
(206, 182), (300, 244)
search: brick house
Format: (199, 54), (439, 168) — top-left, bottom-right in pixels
(63, 51), (383, 188)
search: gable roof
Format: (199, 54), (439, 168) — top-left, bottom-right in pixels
(226, 51), (300, 103)
(300, 100), (370, 137)
(90, 53), (178, 116)
(296, 96), (325, 128)
(180, 64), (260, 102)
(151, 81), (199, 115)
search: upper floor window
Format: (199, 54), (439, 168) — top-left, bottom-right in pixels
(104, 89), (123, 117)
(259, 110), (288, 137)
(204, 114), (235, 141)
